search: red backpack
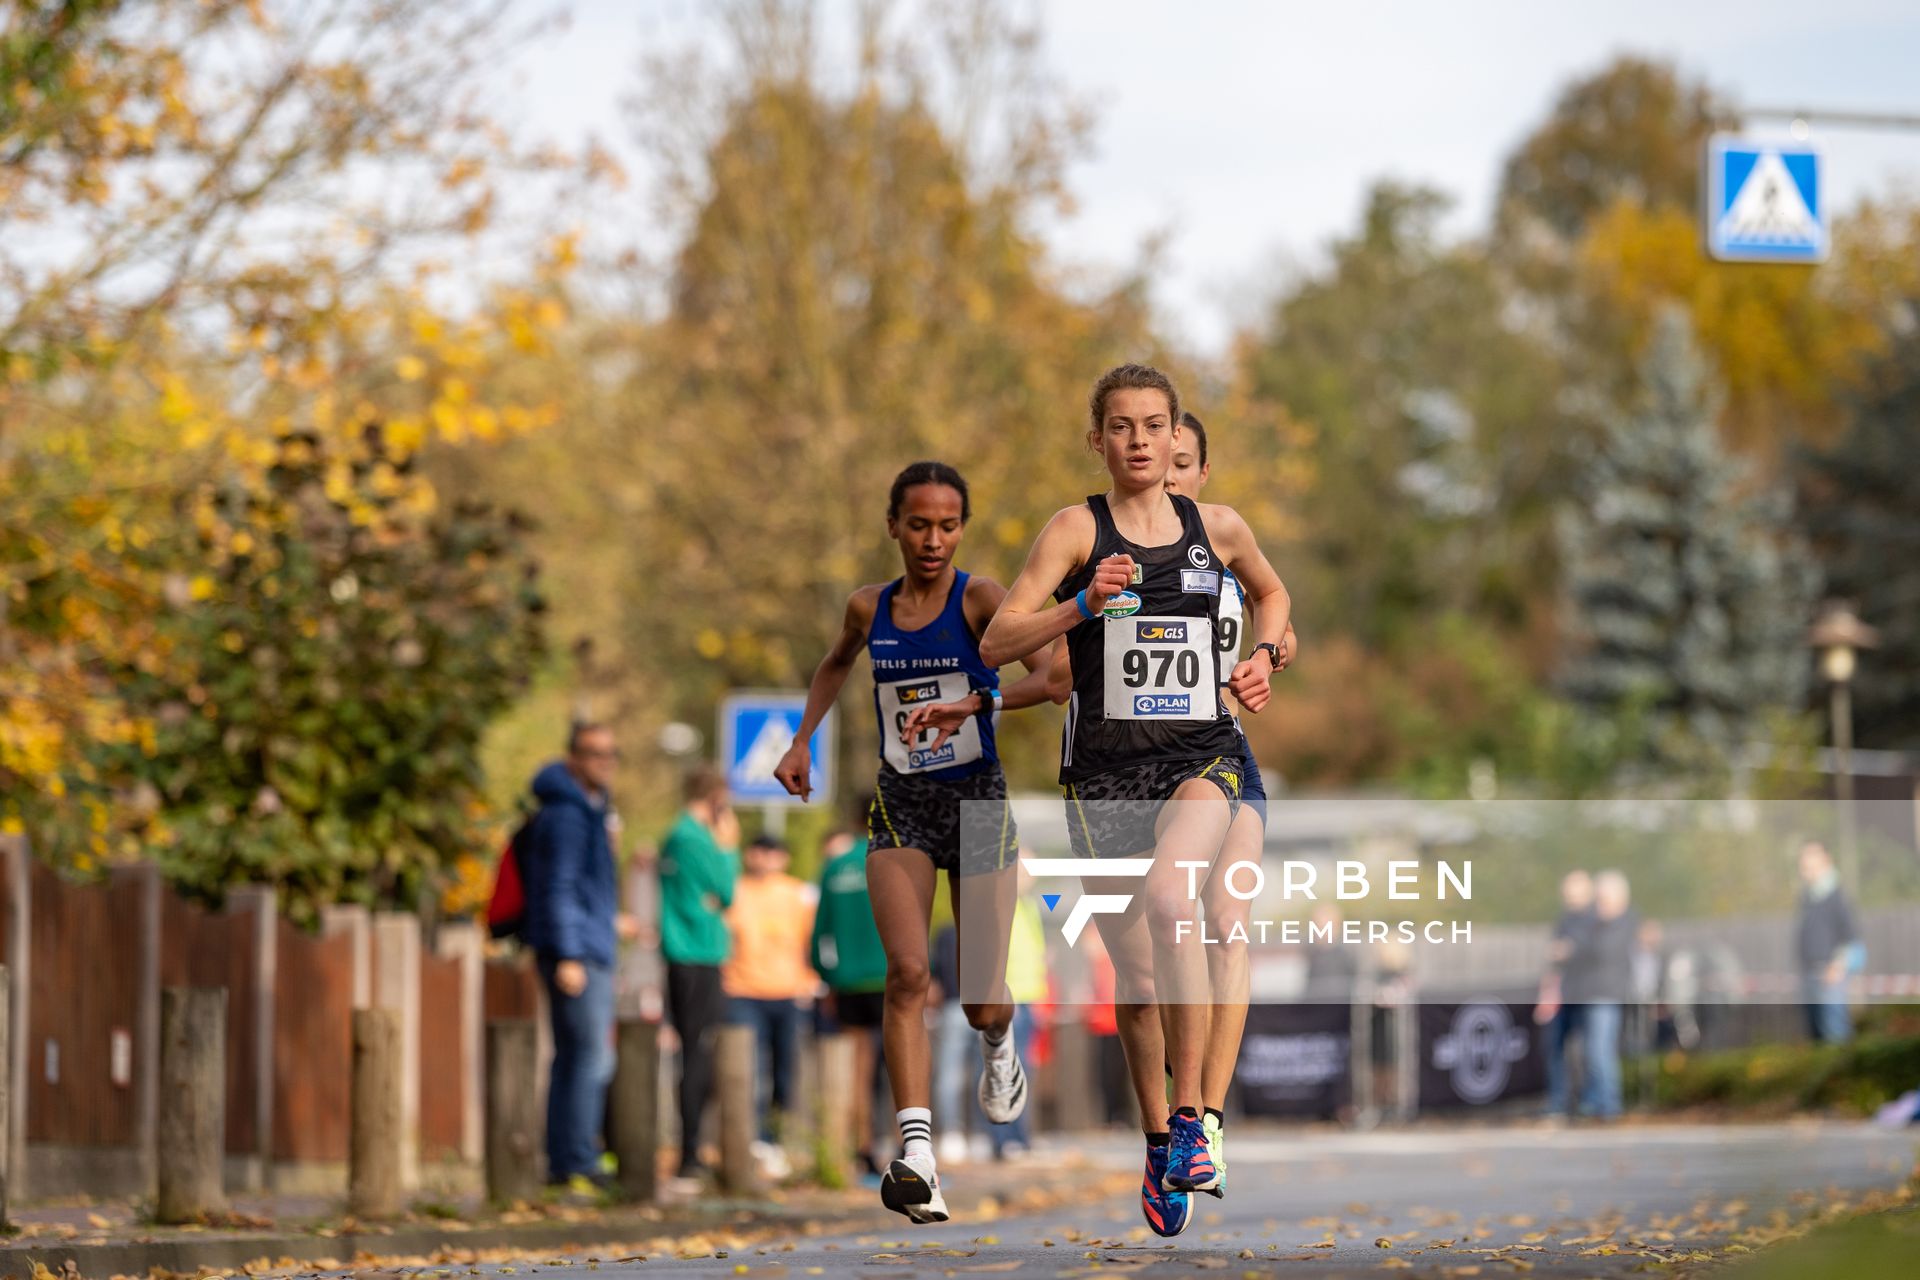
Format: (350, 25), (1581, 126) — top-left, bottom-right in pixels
(486, 817), (535, 940)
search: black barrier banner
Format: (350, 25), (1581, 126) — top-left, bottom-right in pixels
(1418, 999), (1546, 1108)
(1236, 1002), (1351, 1118)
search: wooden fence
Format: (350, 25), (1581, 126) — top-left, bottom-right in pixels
(0, 836), (533, 1200)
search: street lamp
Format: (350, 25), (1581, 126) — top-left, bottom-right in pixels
(1808, 600), (1879, 894)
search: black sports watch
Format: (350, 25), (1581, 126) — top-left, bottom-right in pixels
(1251, 641), (1282, 672)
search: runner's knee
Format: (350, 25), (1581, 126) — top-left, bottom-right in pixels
(885, 956), (931, 1004)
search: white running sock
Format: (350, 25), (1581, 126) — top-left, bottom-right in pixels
(981, 1023), (1014, 1061)
(897, 1107), (934, 1168)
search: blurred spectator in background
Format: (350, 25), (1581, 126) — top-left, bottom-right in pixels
(723, 833), (816, 1181)
(1080, 925), (1131, 1128)
(1303, 902), (1358, 1002)
(1633, 918), (1674, 1053)
(659, 764), (741, 1189)
(1568, 870), (1637, 1121)
(988, 870), (1047, 1161)
(812, 817), (890, 1178)
(929, 920), (971, 1162)
(1796, 840), (1862, 1044)
(523, 722), (629, 1187)
(1536, 869), (1594, 1121)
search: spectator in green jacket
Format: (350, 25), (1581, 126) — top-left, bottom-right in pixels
(658, 763), (740, 1187)
(811, 817), (888, 1177)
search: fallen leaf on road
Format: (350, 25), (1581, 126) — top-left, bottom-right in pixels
(950, 1263), (1022, 1272)
(1298, 1240), (1335, 1250)
(1379, 1259), (1412, 1271)
(1373, 1238), (1393, 1249)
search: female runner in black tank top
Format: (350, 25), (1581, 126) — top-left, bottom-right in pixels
(980, 364), (1292, 1206)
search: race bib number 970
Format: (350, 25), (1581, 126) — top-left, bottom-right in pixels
(1104, 615), (1216, 720)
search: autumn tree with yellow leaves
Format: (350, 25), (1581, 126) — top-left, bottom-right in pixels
(1, 0), (582, 913)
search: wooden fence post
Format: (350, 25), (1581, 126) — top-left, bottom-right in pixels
(348, 1008), (402, 1219)
(0, 840), (27, 1206)
(608, 1019), (659, 1203)
(0, 964), (9, 1226)
(155, 988), (227, 1223)
(485, 1019), (541, 1205)
(715, 1024), (757, 1195)
(370, 912), (420, 1190)
(435, 922), (486, 1165)
(814, 1033), (854, 1189)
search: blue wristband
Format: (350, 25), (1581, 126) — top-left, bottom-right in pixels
(1075, 589), (1096, 620)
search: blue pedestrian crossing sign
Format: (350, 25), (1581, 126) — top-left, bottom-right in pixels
(1706, 135), (1826, 263)
(719, 690), (834, 806)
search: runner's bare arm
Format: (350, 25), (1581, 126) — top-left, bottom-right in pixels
(965, 575), (1056, 710)
(1202, 505), (1291, 714)
(1044, 637), (1072, 705)
(978, 506), (1125, 668)
(774, 586), (879, 800)
(900, 577), (1061, 746)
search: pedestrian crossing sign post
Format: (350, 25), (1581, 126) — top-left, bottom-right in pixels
(719, 690), (834, 806)
(1705, 135), (1826, 263)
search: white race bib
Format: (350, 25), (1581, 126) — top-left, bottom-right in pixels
(878, 672), (985, 773)
(1216, 572), (1245, 687)
(1103, 615), (1217, 721)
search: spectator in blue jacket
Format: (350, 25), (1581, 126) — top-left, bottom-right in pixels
(523, 722), (626, 1185)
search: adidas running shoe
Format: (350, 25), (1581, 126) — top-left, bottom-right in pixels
(1201, 1111), (1227, 1198)
(1162, 1111), (1219, 1194)
(978, 1034), (1028, 1124)
(1140, 1140), (1193, 1237)
(880, 1156), (949, 1224)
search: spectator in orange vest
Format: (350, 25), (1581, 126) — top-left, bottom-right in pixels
(723, 834), (817, 1179)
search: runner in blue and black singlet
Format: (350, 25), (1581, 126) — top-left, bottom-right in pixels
(774, 461), (1053, 1226)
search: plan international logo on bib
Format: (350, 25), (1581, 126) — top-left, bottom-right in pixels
(908, 742), (957, 770)
(1133, 693), (1192, 716)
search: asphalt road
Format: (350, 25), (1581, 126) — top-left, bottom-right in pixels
(607, 1123), (1916, 1279)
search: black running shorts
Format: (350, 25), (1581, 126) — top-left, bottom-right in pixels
(868, 764), (1019, 877)
(1062, 755), (1244, 859)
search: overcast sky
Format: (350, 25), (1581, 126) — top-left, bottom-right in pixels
(508, 0), (1920, 355)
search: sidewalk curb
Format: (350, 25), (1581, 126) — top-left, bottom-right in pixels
(0, 1198), (868, 1280)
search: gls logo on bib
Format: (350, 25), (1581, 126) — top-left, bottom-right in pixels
(895, 679), (943, 704)
(1136, 621), (1188, 643)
